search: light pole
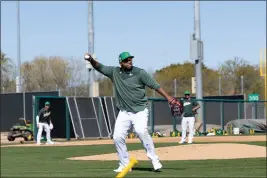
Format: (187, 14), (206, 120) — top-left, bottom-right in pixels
(16, 1), (22, 93)
(241, 75), (244, 94)
(219, 76), (222, 96)
(173, 79), (177, 97)
(87, 0), (95, 97)
(260, 48), (266, 118)
(190, 0), (204, 131)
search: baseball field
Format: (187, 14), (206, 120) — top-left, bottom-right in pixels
(1, 135), (266, 177)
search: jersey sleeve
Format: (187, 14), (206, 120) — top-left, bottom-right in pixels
(179, 99), (184, 105)
(38, 108), (44, 117)
(140, 70), (161, 90)
(193, 100), (199, 106)
(95, 63), (115, 79)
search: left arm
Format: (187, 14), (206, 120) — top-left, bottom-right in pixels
(48, 112), (53, 129)
(192, 101), (200, 111)
(49, 116), (52, 125)
(140, 70), (174, 103)
(156, 88), (174, 103)
(49, 117), (53, 130)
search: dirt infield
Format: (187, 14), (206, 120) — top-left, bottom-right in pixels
(68, 143), (266, 161)
(2, 135), (266, 161)
(1, 135), (266, 148)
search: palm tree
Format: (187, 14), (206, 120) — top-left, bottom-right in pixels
(1, 52), (16, 92)
(1, 52), (12, 73)
(1, 52), (9, 63)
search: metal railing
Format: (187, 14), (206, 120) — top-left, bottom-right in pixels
(148, 98), (266, 133)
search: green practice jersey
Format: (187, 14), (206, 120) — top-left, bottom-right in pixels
(180, 98), (199, 117)
(96, 63), (160, 113)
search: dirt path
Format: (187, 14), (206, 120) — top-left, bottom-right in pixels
(1, 135), (265, 148)
(2, 135), (265, 161)
(68, 143), (266, 161)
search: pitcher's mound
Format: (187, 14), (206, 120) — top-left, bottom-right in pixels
(68, 143), (266, 161)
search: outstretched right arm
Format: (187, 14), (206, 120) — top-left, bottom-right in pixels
(84, 53), (114, 78)
(84, 53), (101, 69)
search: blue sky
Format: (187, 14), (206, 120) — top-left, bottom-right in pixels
(1, 1), (266, 72)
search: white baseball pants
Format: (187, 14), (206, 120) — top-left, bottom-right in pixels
(113, 108), (160, 167)
(36, 123), (52, 144)
(180, 116), (195, 142)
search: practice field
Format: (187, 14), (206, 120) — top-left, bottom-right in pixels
(1, 136), (266, 177)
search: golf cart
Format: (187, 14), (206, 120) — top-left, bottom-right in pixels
(7, 118), (34, 142)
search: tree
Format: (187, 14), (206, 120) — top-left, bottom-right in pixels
(218, 57), (263, 96)
(1, 52), (16, 92)
(202, 67), (220, 96)
(16, 54), (263, 99)
(98, 76), (114, 96)
(154, 61), (219, 97)
(64, 57), (90, 97)
(1, 52), (10, 70)
(21, 56), (71, 92)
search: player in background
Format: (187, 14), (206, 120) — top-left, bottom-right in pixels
(36, 101), (54, 145)
(84, 52), (180, 173)
(179, 90), (200, 144)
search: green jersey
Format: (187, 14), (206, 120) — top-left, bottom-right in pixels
(180, 98), (198, 117)
(96, 63), (160, 113)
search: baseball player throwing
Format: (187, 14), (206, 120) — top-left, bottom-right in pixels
(179, 91), (200, 144)
(36, 101), (54, 145)
(84, 52), (180, 173)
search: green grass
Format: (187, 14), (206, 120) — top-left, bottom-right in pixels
(1, 142), (266, 177)
(239, 141), (266, 147)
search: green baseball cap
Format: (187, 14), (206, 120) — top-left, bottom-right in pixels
(184, 90), (191, 95)
(119, 52), (134, 62)
(45, 101), (50, 105)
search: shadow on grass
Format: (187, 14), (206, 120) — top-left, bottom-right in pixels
(133, 167), (186, 172)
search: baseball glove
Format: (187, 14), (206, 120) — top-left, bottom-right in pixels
(169, 98), (183, 117)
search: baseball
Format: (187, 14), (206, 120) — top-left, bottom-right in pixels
(84, 54), (90, 60)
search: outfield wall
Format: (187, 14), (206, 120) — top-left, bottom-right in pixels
(0, 91), (59, 132)
(2, 94), (265, 140)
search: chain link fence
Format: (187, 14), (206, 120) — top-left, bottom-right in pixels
(1, 76), (264, 101)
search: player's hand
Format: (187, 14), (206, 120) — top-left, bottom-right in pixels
(167, 97), (173, 104)
(84, 53), (93, 61)
(49, 123), (53, 130)
(168, 97), (181, 106)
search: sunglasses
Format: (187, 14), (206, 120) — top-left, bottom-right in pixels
(122, 58), (132, 63)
